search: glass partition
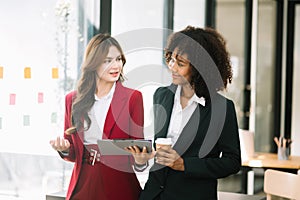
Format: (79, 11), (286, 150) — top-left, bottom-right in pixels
(216, 0), (245, 128)
(0, 0), (80, 198)
(291, 4), (300, 155)
(255, 0), (276, 152)
(111, 0), (166, 141)
(174, 0), (206, 31)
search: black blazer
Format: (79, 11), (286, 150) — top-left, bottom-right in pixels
(140, 84), (241, 200)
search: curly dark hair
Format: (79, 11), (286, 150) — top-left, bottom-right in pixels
(165, 26), (232, 101)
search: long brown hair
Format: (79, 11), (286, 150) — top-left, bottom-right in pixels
(71, 33), (126, 132)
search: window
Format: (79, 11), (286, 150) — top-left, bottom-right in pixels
(0, 0), (80, 198)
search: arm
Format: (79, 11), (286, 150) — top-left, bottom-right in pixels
(58, 92), (76, 162)
(127, 90), (152, 170)
(184, 100), (241, 179)
(129, 90), (144, 139)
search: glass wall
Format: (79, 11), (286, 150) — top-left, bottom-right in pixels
(0, 0), (80, 198)
(215, 0), (245, 128)
(173, 0), (206, 31)
(111, 0), (166, 142)
(255, 0), (276, 152)
(291, 5), (300, 155)
(216, 0), (277, 152)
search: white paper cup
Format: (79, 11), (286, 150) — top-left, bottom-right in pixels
(155, 138), (172, 149)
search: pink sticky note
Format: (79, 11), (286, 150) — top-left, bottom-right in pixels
(38, 92), (44, 103)
(9, 94), (16, 105)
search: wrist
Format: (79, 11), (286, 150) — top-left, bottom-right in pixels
(134, 161), (148, 172)
(135, 160), (147, 165)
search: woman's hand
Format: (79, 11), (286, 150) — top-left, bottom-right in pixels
(155, 146), (185, 171)
(125, 146), (155, 165)
(49, 136), (70, 152)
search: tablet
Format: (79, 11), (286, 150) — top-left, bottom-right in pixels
(97, 139), (152, 155)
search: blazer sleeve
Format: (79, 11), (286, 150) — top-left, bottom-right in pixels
(129, 90), (144, 139)
(184, 100), (241, 179)
(58, 92), (76, 162)
(128, 90), (145, 168)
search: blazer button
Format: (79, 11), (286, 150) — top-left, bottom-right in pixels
(160, 185), (164, 189)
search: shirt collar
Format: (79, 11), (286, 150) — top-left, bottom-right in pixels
(174, 85), (206, 107)
(94, 82), (116, 101)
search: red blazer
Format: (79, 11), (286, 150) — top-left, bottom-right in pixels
(60, 82), (144, 200)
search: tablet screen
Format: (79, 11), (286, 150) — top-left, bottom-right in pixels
(97, 139), (152, 155)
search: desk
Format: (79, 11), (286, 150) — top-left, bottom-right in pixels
(46, 190), (265, 200)
(242, 152), (300, 195)
(218, 192), (265, 200)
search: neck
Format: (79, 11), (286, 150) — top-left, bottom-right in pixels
(180, 84), (194, 99)
(96, 81), (115, 98)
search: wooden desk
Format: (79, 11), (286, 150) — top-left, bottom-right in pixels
(46, 190), (265, 200)
(218, 192), (265, 200)
(242, 152), (300, 195)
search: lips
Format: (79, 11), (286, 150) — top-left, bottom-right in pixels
(172, 73), (180, 78)
(109, 71), (119, 77)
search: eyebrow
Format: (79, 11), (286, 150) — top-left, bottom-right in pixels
(105, 55), (121, 59)
(175, 55), (189, 64)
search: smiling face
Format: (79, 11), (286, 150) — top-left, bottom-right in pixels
(96, 45), (123, 84)
(166, 48), (192, 86)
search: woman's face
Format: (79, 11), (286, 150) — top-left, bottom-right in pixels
(96, 46), (123, 84)
(167, 49), (192, 86)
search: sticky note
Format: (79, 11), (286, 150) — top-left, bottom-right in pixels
(51, 112), (57, 123)
(23, 115), (30, 126)
(0, 66), (3, 79)
(38, 92), (44, 103)
(24, 67), (31, 79)
(52, 67), (59, 79)
(9, 94), (16, 105)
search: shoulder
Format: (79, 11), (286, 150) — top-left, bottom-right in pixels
(214, 93), (236, 111)
(117, 82), (143, 100)
(154, 84), (177, 98)
(65, 91), (77, 105)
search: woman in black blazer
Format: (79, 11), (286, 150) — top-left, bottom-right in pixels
(136, 26), (241, 200)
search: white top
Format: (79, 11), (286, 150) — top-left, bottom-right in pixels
(84, 83), (116, 144)
(167, 85), (205, 146)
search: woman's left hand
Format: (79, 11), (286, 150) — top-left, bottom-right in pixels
(155, 146), (185, 171)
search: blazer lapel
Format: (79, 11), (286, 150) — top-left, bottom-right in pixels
(102, 82), (127, 139)
(154, 85), (176, 140)
(172, 104), (210, 156)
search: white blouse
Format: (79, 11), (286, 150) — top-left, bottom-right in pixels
(84, 83), (116, 144)
(167, 85), (205, 146)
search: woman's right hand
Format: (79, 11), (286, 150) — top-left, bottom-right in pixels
(49, 136), (70, 152)
(125, 146), (155, 165)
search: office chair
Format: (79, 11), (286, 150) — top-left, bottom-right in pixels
(239, 129), (255, 162)
(264, 169), (300, 200)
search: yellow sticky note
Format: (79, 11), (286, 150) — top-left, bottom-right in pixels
(52, 67), (59, 79)
(0, 66), (3, 79)
(24, 67), (31, 79)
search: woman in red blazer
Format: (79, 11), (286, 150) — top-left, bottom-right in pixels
(50, 33), (145, 200)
